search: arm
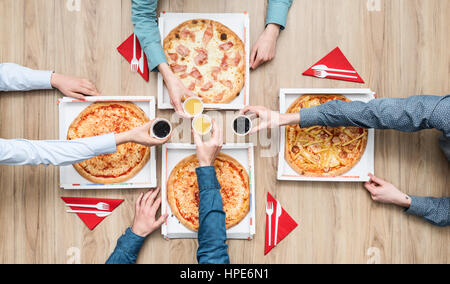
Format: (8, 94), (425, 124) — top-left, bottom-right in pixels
(106, 228), (146, 264)
(300, 95), (450, 136)
(266, 0), (293, 30)
(0, 63), (100, 99)
(0, 120), (170, 166)
(405, 196), (450, 227)
(131, 0), (166, 72)
(196, 167), (230, 264)
(193, 120), (230, 264)
(0, 63), (53, 91)
(364, 174), (449, 227)
(0, 134), (116, 166)
(106, 188), (167, 264)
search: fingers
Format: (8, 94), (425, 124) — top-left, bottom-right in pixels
(154, 214), (168, 228)
(192, 128), (203, 146)
(368, 173), (386, 186)
(69, 92), (86, 100)
(144, 187), (160, 209)
(150, 197), (162, 216)
(250, 44), (258, 68)
(364, 181), (377, 195)
(251, 54), (264, 70)
(135, 192), (144, 211)
(210, 119), (223, 145)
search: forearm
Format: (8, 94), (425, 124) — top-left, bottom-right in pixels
(131, 0), (167, 72)
(0, 134), (117, 166)
(266, 0), (293, 30)
(405, 196), (450, 227)
(196, 167), (230, 264)
(300, 95), (448, 133)
(106, 228), (146, 264)
(0, 63), (53, 91)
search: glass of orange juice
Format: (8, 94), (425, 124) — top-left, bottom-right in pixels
(183, 97), (204, 117)
(192, 114), (212, 136)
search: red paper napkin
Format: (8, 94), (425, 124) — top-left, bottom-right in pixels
(117, 33), (150, 81)
(61, 197), (124, 230)
(265, 192), (298, 255)
(303, 47), (364, 83)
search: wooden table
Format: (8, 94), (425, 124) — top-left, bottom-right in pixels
(0, 0), (448, 264)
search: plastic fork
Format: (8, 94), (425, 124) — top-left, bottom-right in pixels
(66, 210), (111, 218)
(131, 34), (139, 72)
(314, 69), (358, 79)
(266, 201), (274, 246)
(65, 202), (110, 211)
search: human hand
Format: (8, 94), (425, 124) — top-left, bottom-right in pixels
(50, 73), (100, 99)
(240, 105), (299, 134)
(115, 120), (171, 147)
(158, 63), (195, 118)
(131, 188), (168, 237)
(193, 119), (223, 167)
(364, 174), (411, 208)
(250, 24), (281, 70)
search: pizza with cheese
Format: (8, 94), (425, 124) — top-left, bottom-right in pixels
(163, 19), (245, 104)
(285, 95), (368, 177)
(167, 153), (249, 231)
(67, 102), (150, 184)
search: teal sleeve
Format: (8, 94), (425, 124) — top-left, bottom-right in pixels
(131, 0), (167, 72)
(266, 0), (293, 30)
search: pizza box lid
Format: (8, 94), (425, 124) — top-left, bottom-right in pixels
(277, 89), (376, 182)
(161, 143), (256, 240)
(58, 96), (157, 189)
(157, 12), (250, 110)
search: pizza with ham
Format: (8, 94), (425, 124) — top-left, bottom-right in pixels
(167, 153), (250, 231)
(163, 19), (245, 104)
(67, 102), (150, 184)
(285, 95), (368, 177)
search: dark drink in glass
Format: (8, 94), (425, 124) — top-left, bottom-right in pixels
(232, 115), (252, 136)
(151, 119), (172, 139)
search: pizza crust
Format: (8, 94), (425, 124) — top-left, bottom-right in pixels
(167, 153), (250, 232)
(67, 102), (150, 184)
(163, 19), (245, 104)
(285, 95), (368, 177)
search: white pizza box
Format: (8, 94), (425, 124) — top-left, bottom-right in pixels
(157, 12), (250, 110)
(58, 96), (157, 189)
(277, 89), (376, 182)
(161, 143), (256, 240)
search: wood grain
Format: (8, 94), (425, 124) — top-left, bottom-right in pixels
(0, 0), (448, 264)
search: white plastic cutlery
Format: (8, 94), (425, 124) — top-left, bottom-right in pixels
(312, 64), (356, 74)
(266, 201), (274, 246)
(131, 34), (139, 72)
(65, 202), (110, 211)
(274, 200), (282, 246)
(138, 48), (144, 73)
(314, 69), (358, 79)
(66, 210), (111, 217)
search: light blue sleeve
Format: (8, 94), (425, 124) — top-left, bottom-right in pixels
(0, 63), (53, 92)
(0, 133), (117, 166)
(266, 0), (293, 30)
(131, 0), (167, 72)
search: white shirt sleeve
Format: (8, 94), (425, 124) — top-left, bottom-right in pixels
(0, 133), (117, 166)
(0, 63), (53, 92)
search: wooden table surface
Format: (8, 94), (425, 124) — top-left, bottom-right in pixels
(0, 0), (448, 264)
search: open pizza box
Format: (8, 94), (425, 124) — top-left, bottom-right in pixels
(277, 89), (375, 182)
(157, 12), (250, 110)
(161, 143), (256, 240)
(58, 96), (157, 189)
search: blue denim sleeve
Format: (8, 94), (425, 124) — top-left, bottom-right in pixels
(106, 228), (146, 264)
(131, 0), (167, 72)
(405, 196), (450, 227)
(300, 95), (450, 136)
(266, 0), (293, 30)
(195, 166), (230, 264)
